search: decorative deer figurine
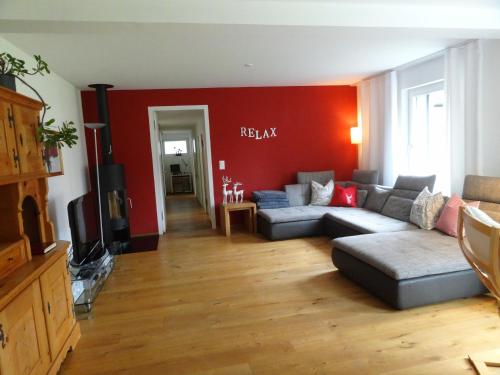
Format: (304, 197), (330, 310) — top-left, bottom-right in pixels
(233, 182), (244, 204)
(222, 176), (233, 205)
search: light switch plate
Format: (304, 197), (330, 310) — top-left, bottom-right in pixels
(219, 160), (225, 170)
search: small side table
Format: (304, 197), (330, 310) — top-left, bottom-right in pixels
(220, 201), (257, 237)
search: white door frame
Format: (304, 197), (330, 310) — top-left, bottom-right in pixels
(148, 105), (216, 232)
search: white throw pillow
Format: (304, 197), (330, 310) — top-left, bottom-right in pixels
(310, 179), (334, 206)
(410, 187), (445, 230)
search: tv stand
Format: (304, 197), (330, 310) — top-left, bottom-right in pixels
(69, 249), (114, 317)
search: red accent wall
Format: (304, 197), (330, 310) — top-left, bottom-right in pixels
(81, 86), (358, 235)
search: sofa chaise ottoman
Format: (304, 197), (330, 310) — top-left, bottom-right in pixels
(332, 175), (500, 309)
(332, 230), (487, 309)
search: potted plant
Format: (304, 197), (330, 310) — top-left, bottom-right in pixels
(0, 52), (78, 151)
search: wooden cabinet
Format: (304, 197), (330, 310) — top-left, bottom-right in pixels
(0, 280), (51, 375)
(0, 87), (45, 182)
(0, 88), (78, 374)
(0, 245), (80, 375)
(0, 240), (29, 279)
(0, 101), (19, 176)
(172, 174), (193, 193)
(12, 104), (44, 174)
(40, 256), (75, 360)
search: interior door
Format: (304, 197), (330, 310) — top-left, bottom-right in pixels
(0, 102), (20, 176)
(0, 280), (51, 375)
(12, 104), (45, 174)
(40, 256), (75, 360)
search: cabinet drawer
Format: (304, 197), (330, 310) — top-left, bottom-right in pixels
(0, 240), (28, 279)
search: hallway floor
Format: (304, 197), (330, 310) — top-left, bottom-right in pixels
(165, 194), (212, 234)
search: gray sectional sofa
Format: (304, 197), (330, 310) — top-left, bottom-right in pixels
(256, 171), (499, 309)
(257, 170), (421, 241)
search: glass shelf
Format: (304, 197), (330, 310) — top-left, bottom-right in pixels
(68, 249), (115, 318)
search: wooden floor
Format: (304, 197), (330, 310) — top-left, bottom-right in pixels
(61, 195), (500, 375)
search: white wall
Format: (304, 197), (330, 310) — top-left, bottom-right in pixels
(0, 36), (89, 241)
(193, 120), (206, 209)
(161, 130), (194, 194)
(398, 55), (445, 91)
(479, 40), (500, 177)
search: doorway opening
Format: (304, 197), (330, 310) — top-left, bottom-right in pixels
(148, 106), (216, 233)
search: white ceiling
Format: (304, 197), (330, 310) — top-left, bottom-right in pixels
(157, 110), (204, 130)
(1, 0), (499, 89)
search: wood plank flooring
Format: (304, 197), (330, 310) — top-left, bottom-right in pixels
(61, 195), (500, 374)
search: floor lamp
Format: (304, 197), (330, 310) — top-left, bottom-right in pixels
(84, 122), (106, 250)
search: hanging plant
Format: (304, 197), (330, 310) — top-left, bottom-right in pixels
(0, 52), (78, 149)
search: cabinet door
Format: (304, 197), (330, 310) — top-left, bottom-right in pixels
(12, 104), (44, 174)
(40, 256), (75, 360)
(0, 280), (51, 375)
(0, 102), (20, 176)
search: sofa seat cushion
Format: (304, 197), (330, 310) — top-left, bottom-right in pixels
(332, 230), (472, 280)
(257, 206), (340, 224)
(325, 208), (417, 234)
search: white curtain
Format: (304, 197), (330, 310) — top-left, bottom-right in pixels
(358, 71), (398, 186)
(446, 40), (483, 195)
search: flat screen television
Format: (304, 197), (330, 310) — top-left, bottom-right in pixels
(68, 192), (104, 265)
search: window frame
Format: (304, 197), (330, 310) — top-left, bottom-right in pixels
(163, 140), (188, 155)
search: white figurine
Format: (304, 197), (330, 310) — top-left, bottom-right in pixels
(233, 182), (244, 204)
(222, 176), (233, 205)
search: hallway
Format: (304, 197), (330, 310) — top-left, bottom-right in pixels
(165, 194), (212, 235)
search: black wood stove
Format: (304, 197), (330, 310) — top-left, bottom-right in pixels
(89, 84), (131, 251)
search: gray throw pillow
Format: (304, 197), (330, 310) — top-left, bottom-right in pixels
(410, 187), (445, 230)
(364, 187), (391, 212)
(381, 196), (414, 222)
(310, 180), (334, 206)
(285, 183), (311, 206)
(357, 189), (368, 208)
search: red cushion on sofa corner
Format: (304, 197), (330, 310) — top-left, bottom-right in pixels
(330, 185), (357, 207)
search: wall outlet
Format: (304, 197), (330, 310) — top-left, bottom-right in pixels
(219, 160), (225, 170)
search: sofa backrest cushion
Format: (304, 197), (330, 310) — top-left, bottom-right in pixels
(357, 189), (368, 207)
(297, 170), (334, 185)
(352, 169), (379, 185)
(394, 175), (436, 193)
(390, 188), (421, 200)
(381, 196), (414, 222)
(462, 175), (500, 221)
(463, 175), (500, 204)
(364, 186), (391, 212)
(285, 183), (311, 206)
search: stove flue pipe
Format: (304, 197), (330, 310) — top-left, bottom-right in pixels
(88, 83), (114, 165)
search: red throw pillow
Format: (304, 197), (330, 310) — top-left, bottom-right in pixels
(330, 185), (357, 207)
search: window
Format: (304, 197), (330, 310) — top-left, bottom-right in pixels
(405, 81), (449, 193)
(164, 140), (187, 155)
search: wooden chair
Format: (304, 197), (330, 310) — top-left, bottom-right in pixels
(458, 206), (500, 374)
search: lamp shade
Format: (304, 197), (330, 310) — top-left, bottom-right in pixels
(84, 122), (106, 129)
(350, 127), (362, 144)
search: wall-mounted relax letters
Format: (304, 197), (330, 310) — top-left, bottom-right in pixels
(240, 127), (277, 140)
